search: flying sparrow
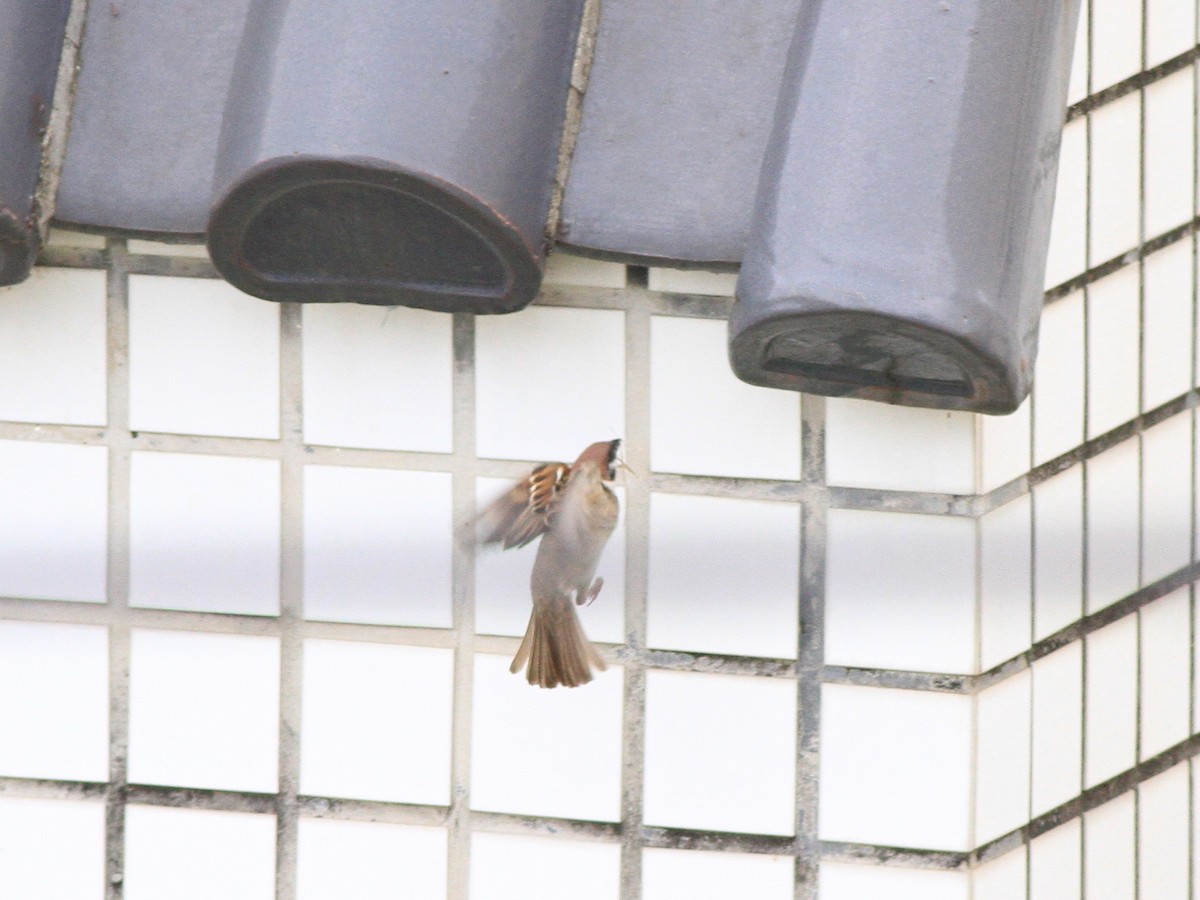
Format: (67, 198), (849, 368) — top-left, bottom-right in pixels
(477, 439), (621, 688)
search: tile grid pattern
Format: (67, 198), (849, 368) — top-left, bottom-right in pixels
(0, 13), (1196, 897)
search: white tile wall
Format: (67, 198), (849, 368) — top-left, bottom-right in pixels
(302, 303), (453, 453)
(0, 268), (106, 426)
(1089, 93), (1142, 266)
(827, 509), (976, 674)
(972, 847), (1027, 900)
(127, 630), (280, 792)
(820, 685), (972, 851)
(1030, 818), (1082, 900)
(819, 863), (969, 900)
(980, 495), (1033, 670)
(979, 395), (1032, 492)
(1091, 0), (1143, 90)
(470, 833), (621, 900)
(1144, 67), (1196, 238)
(1138, 762), (1191, 900)
(1033, 292), (1086, 465)
(1143, 240), (1194, 412)
(647, 493), (799, 659)
(1045, 119), (1088, 289)
(644, 670), (796, 836)
(1032, 643), (1084, 816)
(124, 805), (277, 900)
(1086, 438), (1141, 613)
(650, 316), (800, 480)
(1147, 0), (1198, 66)
(1084, 616), (1139, 788)
(1140, 587), (1192, 760)
(0, 621), (108, 781)
(128, 275), (280, 439)
(646, 268), (737, 296)
(0, 797), (105, 900)
(0, 440), (107, 603)
(974, 670), (1032, 845)
(300, 640), (453, 805)
(296, 819), (448, 900)
(1143, 413), (1194, 587)
(471, 654), (624, 822)
(1086, 265), (1141, 439)
(1033, 465), (1085, 639)
(1083, 792), (1137, 900)
(642, 849), (793, 900)
(543, 252), (628, 289)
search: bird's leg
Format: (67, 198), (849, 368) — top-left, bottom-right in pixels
(580, 576), (604, 606)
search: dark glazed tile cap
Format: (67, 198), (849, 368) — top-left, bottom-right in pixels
(207, 156), (540, 313)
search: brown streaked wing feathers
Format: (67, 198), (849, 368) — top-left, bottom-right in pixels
(478, 462), (568, 550)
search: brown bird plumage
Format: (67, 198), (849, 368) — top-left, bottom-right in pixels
(478, 439), (621, 688)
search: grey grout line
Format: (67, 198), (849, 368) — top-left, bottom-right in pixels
(795, 394), (826, 900)
(274, 302), (305, 900)
(103, 238), (131, 900)
(618, 286), (651, 899)
(447, 312), (478, 900)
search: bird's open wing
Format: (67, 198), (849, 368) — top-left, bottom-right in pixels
(477, 462), (569, 550)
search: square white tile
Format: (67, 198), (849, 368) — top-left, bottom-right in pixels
(474, 479), (625, 646)
(979, 396), (1032, 493)
(1142, 240), (1194, 412)
(650, 316), (800, 480)
(130, 451), (280, 615)
(1090, 0), (1143, 89)
(644, 670), (796, 836)
(1084, 616), (1138, 788)
(1033, 293), (1085, 466)
(980, 495), (1033, 671)
(128, 629), (279, 793)
(1031, 818), (1082, 900)
(1032, 643), (1084, 816)
(1083, 792), (1136, 900)
(647, 267), (737, 296)
(820, 684), (972, 851)
(126, 240), (210, 258)
(475, 306), (624, 462)
(45, 228), (106, 249)
(297, 819), (447, 900)
(297, 820), (448, 900)
(1144, 68), (1196, 238)
(648, 493), (799, 659)
(300, 640), (452, 805)
(825, 398), (975, 494)
(1146, 0), (1197, 67)
(128, 274), (280, 439)
(1142, 413), (1192, 587)
(1033, 465), (1084, 640)
(303, 465), (453, 628)
(0, 621), (108, 782)
(0, 268), (106, 426)
(974, 670), (1032, 845)
(819, 863), (969, 900)
(1140, 587), (1191, 760)
(1086, 265), (1141, 439)
(1044, 119), (1088, 289)
(1089, 93), (1141, 267)
(124, 805), (276, 900)
(543, 252), (627, 289)
(470, 833), (620, 900)
(642, 849), (792, 900)
(972, 847), (1027, 900)
(0, 798), (105, 900)
(471, 654), (623, 822)
(301, 303), (452, 453)
(1138, 762), (1190, 900)
(0, 440), (107, 602)
(827, 509), (976, 674)
(1086, 439), (1140, 613)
